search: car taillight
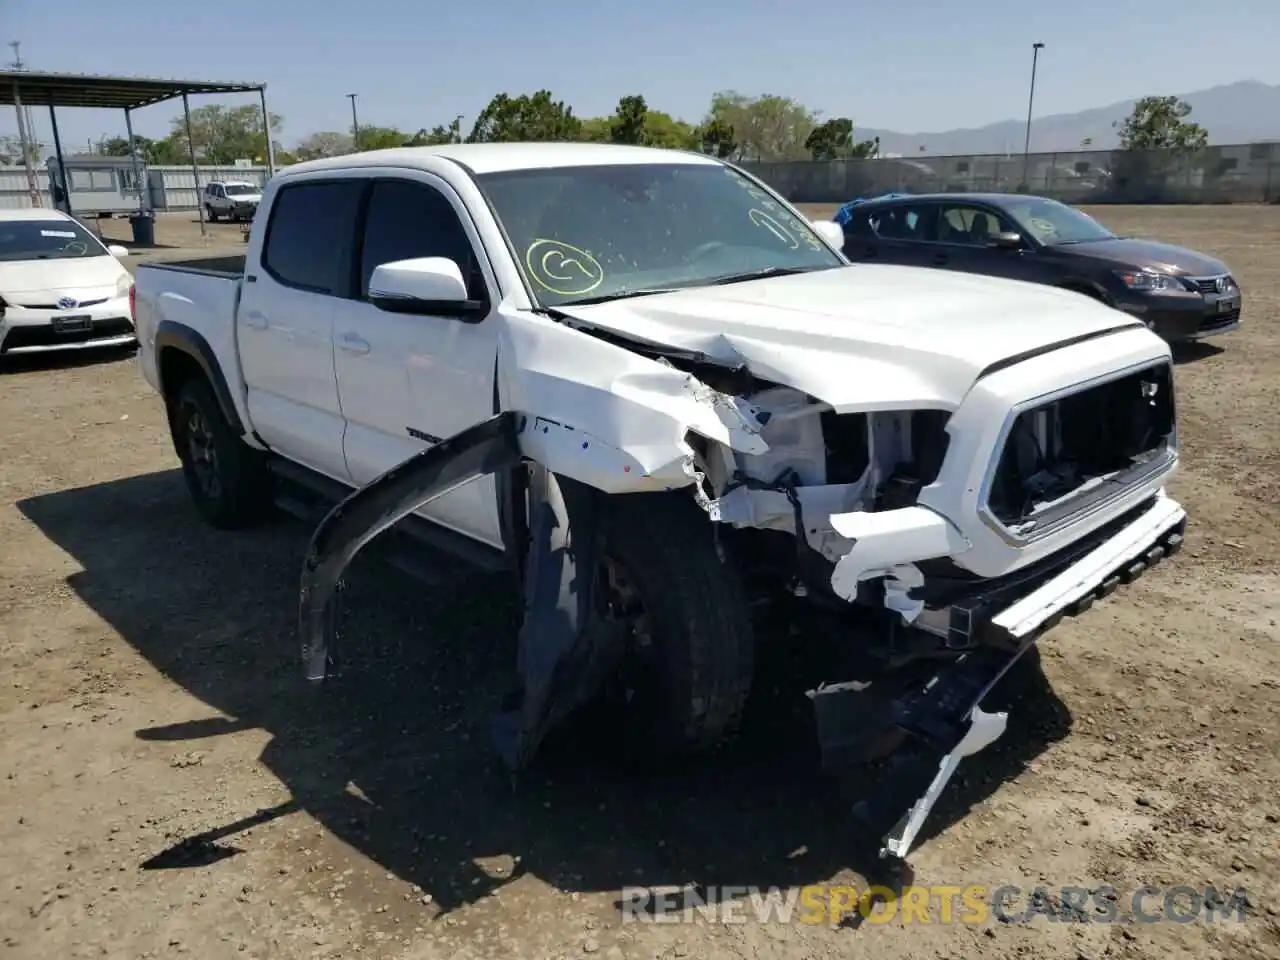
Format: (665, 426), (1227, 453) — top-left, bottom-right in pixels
(128, 283), (136, 320)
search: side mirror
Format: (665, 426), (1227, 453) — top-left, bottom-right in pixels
(988, 231), (1024, 251)
(107, 244), (130, 258)
(810, 219), (846, 249)
(368, 257), (486, 319)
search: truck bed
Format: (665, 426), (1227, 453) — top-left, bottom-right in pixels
(140, 254), (246, 278)
(133, 254), (248, 409)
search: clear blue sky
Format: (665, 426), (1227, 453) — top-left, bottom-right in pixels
(6, 0), (1280, 149)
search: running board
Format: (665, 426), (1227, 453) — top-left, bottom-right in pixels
(269, 457), (509, 579)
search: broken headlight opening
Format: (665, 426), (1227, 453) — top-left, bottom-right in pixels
(986, 361), (1176, 540)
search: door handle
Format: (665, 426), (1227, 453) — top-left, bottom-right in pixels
(932, 252), (949, 265)
(243, 310), (268, 329)
(337, 332), (370, 355)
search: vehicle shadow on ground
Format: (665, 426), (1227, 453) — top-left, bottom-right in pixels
(17, 470), (1072, 916)
(1171, 341), (1225, 365)
(0, 345), (137, 375)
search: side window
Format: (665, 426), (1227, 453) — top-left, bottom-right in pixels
(868, 204), (936, 242)
(262, 180), (364, 295)
(937, 205), (1012, 246)
(842, 211), (874, 239)
(359, 179), (486, 301)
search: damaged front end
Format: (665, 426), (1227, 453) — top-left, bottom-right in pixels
(297, 322), (1187, 862)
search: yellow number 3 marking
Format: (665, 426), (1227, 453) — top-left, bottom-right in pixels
(525, 239), (605, 296)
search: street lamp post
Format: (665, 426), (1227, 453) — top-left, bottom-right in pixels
(1021, 42), (1045, 191)
(347, 93), (360, 149)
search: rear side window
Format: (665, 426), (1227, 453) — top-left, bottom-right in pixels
(868, 203), (936, 241)
(262, 181), (364, 295)
(358, 179), (485, 300)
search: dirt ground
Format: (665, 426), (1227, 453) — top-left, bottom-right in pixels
(2, 205), (1278, 960)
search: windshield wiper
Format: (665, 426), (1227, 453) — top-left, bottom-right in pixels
(558, 287), (684, 307)
(705, 265), (825, 286)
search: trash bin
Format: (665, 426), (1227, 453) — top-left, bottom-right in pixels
(129, 212), (156, 247)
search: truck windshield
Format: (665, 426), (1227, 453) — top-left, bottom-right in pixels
(1003, 197), (1116, 246)
(475, 163), (844, 306)
(224, 184), (258, 196)
(0, 219), (109, 262)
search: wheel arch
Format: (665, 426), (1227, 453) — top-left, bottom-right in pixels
(155, 320), (246, 447)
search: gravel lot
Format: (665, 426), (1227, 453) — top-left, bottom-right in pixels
(2, 206), (1278, 960)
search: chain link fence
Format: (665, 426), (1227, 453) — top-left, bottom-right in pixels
(742, 142), (1280, 205)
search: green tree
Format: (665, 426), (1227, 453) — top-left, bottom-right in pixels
(577, 116), (612, 143)
(804, 118), (852, 160)
(698, 118), (737, 158)
(1110, 95), (1209, 201)
(353, 125), (413, 150)
(97, 134), (185, 164)
(293, 131), (354, 161)
(163, 104), (284, 165)
(1114, 96), (1209, 152)
(466, 91), (581, 143)
(850, 135), (879, 159)
(641, 110), (699, 150)
(405, 116), (464, 145)
(0, 134), (20, 165)
(610, 94), (649, 145)
(704, 91), (817, 161)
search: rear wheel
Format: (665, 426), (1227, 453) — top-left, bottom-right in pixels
(206, 204), (219, 222)
(172, 377), (272, 529)
(598, 494), (756, 758)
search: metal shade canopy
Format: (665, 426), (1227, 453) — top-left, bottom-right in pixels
(0, 70), (265, 110)
(2, 70), (276, 236)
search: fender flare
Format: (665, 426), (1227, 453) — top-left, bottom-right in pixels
(154, 320), (245, 437)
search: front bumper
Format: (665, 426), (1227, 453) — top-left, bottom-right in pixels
(0, 295), (136, 355)
(810, 490), (1187, 859)
(1117, 291), (1242, 342)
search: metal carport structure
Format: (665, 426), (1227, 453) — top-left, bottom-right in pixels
(0, 70), (275, 238)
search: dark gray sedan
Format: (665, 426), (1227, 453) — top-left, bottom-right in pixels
(837, 193), (1242, 343)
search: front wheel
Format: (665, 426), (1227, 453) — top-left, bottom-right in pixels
(173, 377), (272, 529)
(600, 493), (756, 758)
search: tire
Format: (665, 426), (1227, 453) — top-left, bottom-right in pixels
(600, 493), (756, 758)
(206, 204), (219, 222)
(172, 376), (272, 529)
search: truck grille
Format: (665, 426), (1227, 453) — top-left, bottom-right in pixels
(983, 360), (1177, 541)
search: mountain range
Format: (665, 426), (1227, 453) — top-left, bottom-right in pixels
(858, 80), (1280, 157)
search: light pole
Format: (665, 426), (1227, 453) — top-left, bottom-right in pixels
(346, 93), (360, 149)
(1021, 42), (1045, 191)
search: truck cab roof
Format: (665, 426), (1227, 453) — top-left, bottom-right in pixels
(279, 142), (722, 177)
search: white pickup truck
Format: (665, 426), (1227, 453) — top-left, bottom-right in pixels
(134, 143), (1186, 859)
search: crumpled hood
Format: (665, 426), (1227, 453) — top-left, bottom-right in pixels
(0, 255), (129, 303)
(553, 265), (1146, 411)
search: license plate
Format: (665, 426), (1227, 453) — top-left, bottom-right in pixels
(52, 314), (92, 333)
